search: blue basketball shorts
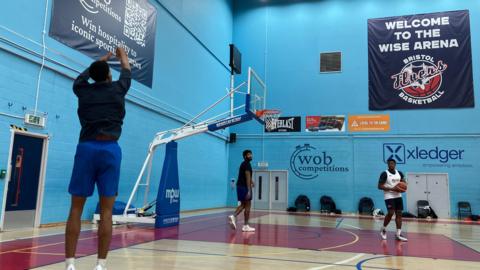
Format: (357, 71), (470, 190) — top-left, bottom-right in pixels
(69, 141), (122, 197)
(237, 186), (252, 202)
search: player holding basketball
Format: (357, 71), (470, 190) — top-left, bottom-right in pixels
(228, 150), (256, 232)
(65, 47), (131, 270)
(378, 158), (408, 241)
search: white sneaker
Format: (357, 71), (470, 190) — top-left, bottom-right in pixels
(228, 215), (236, 229)
(66, 264), (76, 270)
(396, 234), (408, 242)
(380, 229), (387, 240)
(94, 265), (107, 270)
(242, 225), (255, 232)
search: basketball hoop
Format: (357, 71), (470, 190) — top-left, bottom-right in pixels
(255, 109), (281, 122)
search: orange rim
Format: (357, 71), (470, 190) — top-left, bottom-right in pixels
(255, 109), (281, 118)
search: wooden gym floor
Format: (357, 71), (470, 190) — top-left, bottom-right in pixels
(0, 209), (479, 270)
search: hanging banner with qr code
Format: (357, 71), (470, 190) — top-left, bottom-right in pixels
(368, 10), (474, 110)
(49, 0), (157, 88)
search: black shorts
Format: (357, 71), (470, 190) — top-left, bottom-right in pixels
(385, 197), (403, 211)
(237, 186), (252, 202)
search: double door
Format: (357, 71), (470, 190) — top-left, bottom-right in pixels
(406, 173), (450, 218)
(252, 170), (288, 211)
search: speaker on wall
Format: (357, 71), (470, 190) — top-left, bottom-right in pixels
(229, 133), (237, 143)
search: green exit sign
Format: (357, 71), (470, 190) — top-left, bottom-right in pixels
(29, 115), (40, 124)
(24, 113), (46, 128)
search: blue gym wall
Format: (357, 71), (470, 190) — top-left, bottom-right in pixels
(1, 0), (478, 226)
(0, 0), (233, 225)
(230, 0), (480, 217)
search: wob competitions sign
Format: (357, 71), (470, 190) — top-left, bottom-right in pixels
(290, 144), (349, 180)
(50, 0), (157, 87)
(368, 10), (474, 110)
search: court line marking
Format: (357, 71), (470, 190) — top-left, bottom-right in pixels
(126, 221), (361, 258)
(155, 212), (362, 254)
(1, 211), (361, 267)
(0, 228), (94, 243)
(450, 237), (480, 242)
(335, 218), (344, 228)
(318, 228), (359, 251)
(7, 211), (448, 270)
(0, 212), (259, 257)
(278, 210), (480, 226)
(125, 246), (395, 269)
(308, 253), (365, 270)
(262, 212), (363, 230)
(0, 210), (235, 244)
(181, 212), (362, 253)
(0, 227), (151, 255)
(340, 223), (362, 230)
(4, 210), (479, 268)
(14, 250), (87, 256)
(356, 255), (393, 270)
(446, 236), (480, 254)
(179, 213), (362, 254)
(0, 211), (362, 270)
(0, 213), (264, 262)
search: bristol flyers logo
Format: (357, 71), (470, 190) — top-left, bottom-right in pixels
(391, 55), (448, 105)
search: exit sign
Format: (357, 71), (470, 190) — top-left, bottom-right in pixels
(257, 161), (269, 168)
(24, 113), (46, 128)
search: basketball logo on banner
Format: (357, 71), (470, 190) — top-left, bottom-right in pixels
(391, 55), (448, 104)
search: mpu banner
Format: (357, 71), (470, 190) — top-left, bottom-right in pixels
(368, 10), (474, 110)
(50, 0), (157, 87)
(155, 141), (180, 228)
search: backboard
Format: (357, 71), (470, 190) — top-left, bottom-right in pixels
(247, 67), (267, 123)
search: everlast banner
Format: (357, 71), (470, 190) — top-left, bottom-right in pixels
(368, 10), (474, 110)
(50, 0), (157, 87)
(265, 116), (301, 132)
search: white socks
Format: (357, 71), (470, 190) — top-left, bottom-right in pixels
(396, 229), (402, 236)
(65, 258), (107, 269)
(66, 258), (75, 266)
(97, 259), (107, 267)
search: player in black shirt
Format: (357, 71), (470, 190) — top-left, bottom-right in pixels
(65, 47), (131, 270)
(228, 150), (256, 232)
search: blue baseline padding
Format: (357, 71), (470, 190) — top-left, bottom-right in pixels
(155, 141), (180, 228)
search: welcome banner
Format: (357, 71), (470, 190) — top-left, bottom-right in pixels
(50, 0), (157, 87)
(368, 10), (474, 110)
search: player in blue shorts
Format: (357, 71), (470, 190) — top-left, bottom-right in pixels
(228, 150), (255, 232)
(65, 47), (131, 270)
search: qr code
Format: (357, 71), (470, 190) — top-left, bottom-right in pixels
(124, 0), (148, 47)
